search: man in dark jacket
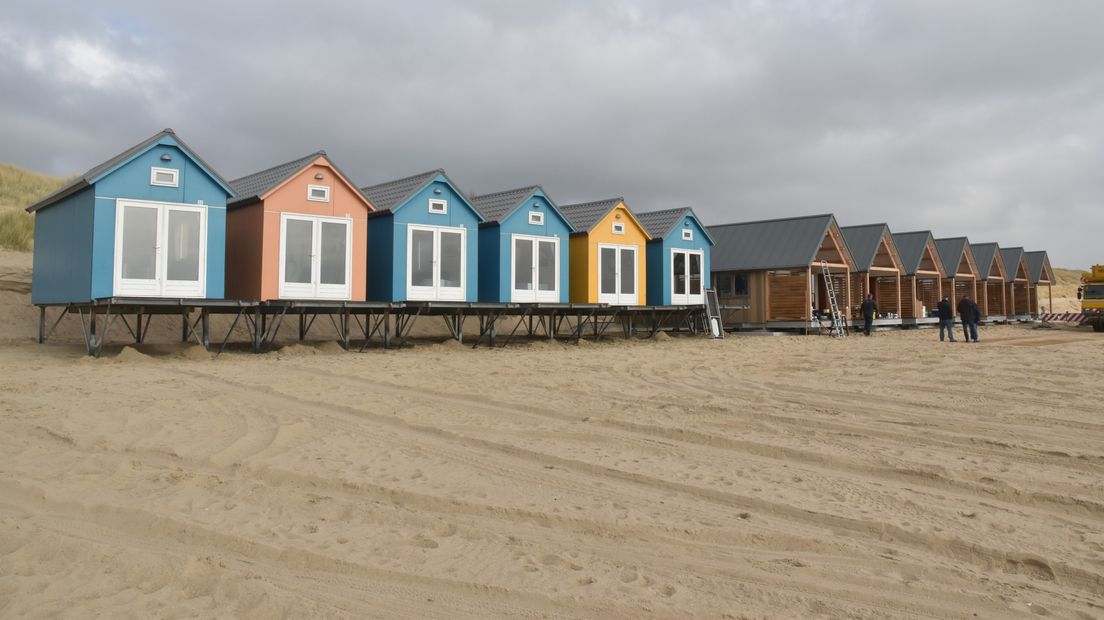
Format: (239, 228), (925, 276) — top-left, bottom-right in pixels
(957, 295), (978, 342)
(937, 296), (956, 342)
(860, 294), (878, 336)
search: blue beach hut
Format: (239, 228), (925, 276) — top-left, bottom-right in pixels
(26, 128), (233, 304)
(361, 170), (483, 302)
(637, 207), (714, 305)
(470, 186), (574, 303)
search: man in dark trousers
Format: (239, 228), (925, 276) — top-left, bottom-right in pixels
(968, 296), (981, 342)
(957, 295), (978, 342)
(937, 296), (956, 342)
(860, 294), (879, 336)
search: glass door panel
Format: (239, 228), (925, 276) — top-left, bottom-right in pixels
(600, 247), (617, 296)
(165, 210), (201, 282)
(319, 222), (348, 286)
(439, 231), (463, 292)
(410, 229), (435, 288)
(284, 219), (314, 284)
(537, 240), (556, 294)
(673, 251), (686, 295)
(619, 248), (635, 296)
(120, 205), (158, 281)
(514, 238), (533, 293)
(689, 253), (702, 296)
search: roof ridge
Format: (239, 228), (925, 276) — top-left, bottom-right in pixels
(840, 223), (888, 230)
(707, 213), (834, 228)
(228, 151), (325, 185)
(470, 185), (540, 200)
(559, 196), (624, 210)
(360, 168), (443, 191)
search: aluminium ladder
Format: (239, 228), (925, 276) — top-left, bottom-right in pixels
(820, 260), (848, 337)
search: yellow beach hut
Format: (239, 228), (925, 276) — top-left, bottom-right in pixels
(558, 197), (651, 306)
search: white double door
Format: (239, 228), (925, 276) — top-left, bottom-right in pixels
(279, 214), (352, 299)
(671, 249), (704, 305)
(408, 224), (466, 301)
(114, 199), (206, 298)
(511, 234), (559, 303)
(598, 243), (638, 305)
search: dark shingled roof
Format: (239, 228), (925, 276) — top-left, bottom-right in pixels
(891, 231), (940, 275)
(970, 243), (1002, 281)
(228, 151), (325, 207)
(706, 214), (838, 271)
(635, 207), (715, 245)
(26, 128), (233, 212)
(470, 186), (541, 223)
(1024, 250), (1052, 283)
(840, 224), (891, 272)
(359, 169), (444, 213)
(1000, 246), (1027, 282)
(934, 237), (971, 276)
(557, 197), (624, 233)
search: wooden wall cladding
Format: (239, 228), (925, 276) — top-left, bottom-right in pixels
(768, 271), (809, 320)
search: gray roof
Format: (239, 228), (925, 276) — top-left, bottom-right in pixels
(228, 151), (325, 206)
(558, 197), (624, 233)
(1024, 251), (1052, 283)
(891, 231), (939, 275)
(970, 243), (1002, 281)
(360, 169), (444, 213)
(1000, 247), (1026, 281)
(27, 128), (233, 212)
(933, 237), (971, 276)
(635, 207), (715, 245)
(707, 214), (839, 271)
(840, 224), (891, 271)
(470, 185), (541, 223)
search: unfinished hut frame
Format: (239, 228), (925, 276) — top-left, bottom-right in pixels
(1001, 247), (1033, 320)
(969, 243), (1009, 320)
(934, 237), (981, 317)
(1024, 251), (1055, 317)
(840, 224), (904, 327)
(891, 231), (946, 324)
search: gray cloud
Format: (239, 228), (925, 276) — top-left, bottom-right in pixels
(1, 0), (1100, 267)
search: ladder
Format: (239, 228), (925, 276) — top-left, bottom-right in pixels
(820, 260), (848, 337)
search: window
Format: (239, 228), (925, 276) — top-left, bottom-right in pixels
(682, 228), (694, 241)
(716, 274), (732, 296)
(528, 211), (544, 225)
(734, 274), (749, 296)
(150, 167), (179, 187)
(307, 185), (330, 202)
(428, 199), (448, 214)
(612, 222), (625, 235)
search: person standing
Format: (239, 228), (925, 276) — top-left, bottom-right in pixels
(860, 294), (879, 336)
(968, 296), (981, 342)
(937, 296), (956, 342)
(957, 295), (978, 342)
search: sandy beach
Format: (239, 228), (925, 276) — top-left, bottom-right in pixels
(0, 252), (1102, 618)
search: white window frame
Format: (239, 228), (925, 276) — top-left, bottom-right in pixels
(277, 213), (353, 300)
(406, 223), (466, 301)
(670, 248), (705, 306)
(612, 222), (626, 235)
(150, 167), (179, 188)
(113, 198), (207, 298)
(307, 184), (331, 203)
(682, 228), (694, 241)
(597, 243), (638, 306)
(428, 199), (448, 215)
(528, 211), (544, 225)
(509, 234), (560, 303)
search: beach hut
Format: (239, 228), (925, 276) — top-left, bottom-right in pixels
(1024, 250), (1055, 316)
(934, 237), (981, 316)
(708, 214), (855, 328)
(361, 170), (483, 302)
(225, 152), (374, 301)
(891, 231), (946, 323)
(1001, 246), (1032, 319)
(637, 207), (715, 306)
(558, 198), (650, 305)
(840, 224), (903, 322)
(969, 243), (1009, 320)
(470, 186), (573, 303)
(27, 128), (233, 303)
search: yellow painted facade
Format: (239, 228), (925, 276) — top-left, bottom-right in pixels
(568, 202), (650, 304)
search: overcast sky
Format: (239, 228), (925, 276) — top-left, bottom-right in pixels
(1, 1), (1100, 267)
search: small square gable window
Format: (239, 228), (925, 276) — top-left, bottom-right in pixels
(307, 185), (330, 202)
(682, 228), (694, 241)
(150, 167), (178, 187)
(428, 199), (448, 214)
(528, 211), (544, 225)
(612, 222), (625, 235)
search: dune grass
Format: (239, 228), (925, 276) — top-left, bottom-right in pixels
(0, 163), (68, 251)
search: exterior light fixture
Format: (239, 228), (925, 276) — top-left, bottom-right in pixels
(315, 173), (324, 180)
(433, 188), (443, 194)
(160, 154), (172, 161)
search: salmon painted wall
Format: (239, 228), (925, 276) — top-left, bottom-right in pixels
(568, 203), (648, 304)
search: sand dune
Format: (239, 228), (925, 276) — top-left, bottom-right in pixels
(1, 252), (1102, 618)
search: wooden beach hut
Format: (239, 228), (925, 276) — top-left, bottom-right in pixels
(27, 128), (233, 303)
(225, 152), (374, 301)
(471, 186), (574, 303)
(708, 214), (855, 329)
(638, 207), (714, 306)
(891, 231), (946, 324)
(1024, 250), (1055, 316)
(969, 243), (1009, 320)
(558, 198), (650, 306)
(361, 170), (483, 302)
(840, 224), (903, 323)
(1001, 246), (1033, 319)
(934, 237), (980, 316)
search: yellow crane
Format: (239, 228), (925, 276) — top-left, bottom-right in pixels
(1078, 265), (1104, 331)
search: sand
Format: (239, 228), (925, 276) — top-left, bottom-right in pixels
(1, 252), (1102, 618)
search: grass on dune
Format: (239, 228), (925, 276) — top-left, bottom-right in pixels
(0, 163), (68, 251)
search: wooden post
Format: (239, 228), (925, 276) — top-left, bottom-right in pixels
(804, 267), (812, 322)
(895, 274), (902, 318)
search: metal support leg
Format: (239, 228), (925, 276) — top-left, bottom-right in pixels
(136, 312), (144, 343)
(253, 307), (263, 354)
(201, 309), (210, 349)
(181, 310), (188, 342)
(382, 311), (391, 350)
(38, 306), (45, 344)
(299, 314), (306, 341)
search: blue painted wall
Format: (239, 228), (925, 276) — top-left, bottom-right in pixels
(646, 215), (713, 305)
(477, 192), (572, 303)
(365, 176), (482, 302)
(30, 187), (95, 304)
